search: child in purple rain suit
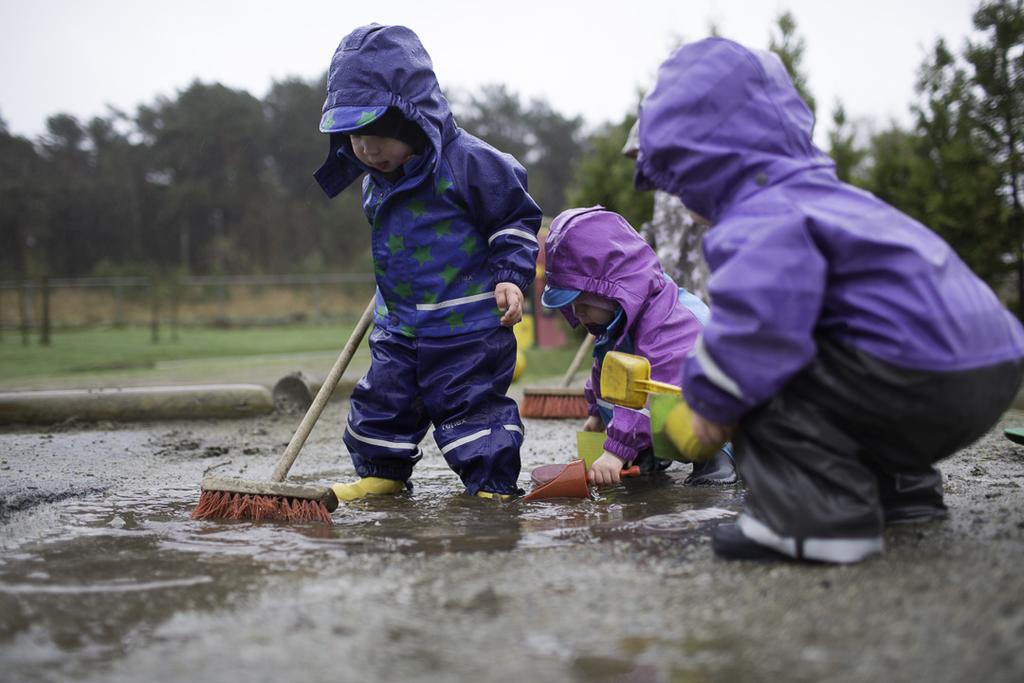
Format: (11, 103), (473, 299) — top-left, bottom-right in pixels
(541, 207), (736, 487)
(313, 24), (541, 500)
(634, 37), (1024, 563)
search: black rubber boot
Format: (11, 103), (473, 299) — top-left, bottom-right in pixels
(711, 523), (791, 562)
(884, 503), (949, 525)
(876, 467), (948, 526)
(685, 446), (738, 486)
(633, 448), (673, 475)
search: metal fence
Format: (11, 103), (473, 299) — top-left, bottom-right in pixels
(0, 274), (377, 341)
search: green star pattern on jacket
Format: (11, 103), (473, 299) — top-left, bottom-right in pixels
(399, 324), (416, 338)
(394, 282), (413, 298)
(387, 234), (405, 254)
(434, 221), (452, 237)
(445, 311), (465, 331)
(412, 246), (433, 265)
(460, 236), (479, 257)
(374, 263), (386, 277)
(406, 199), (427, 217)
(435, 178), (454, 195)
(421, 292), (438, 304)
(465, 283), (484, 296)
(440, 265), (460, 285)
(376, 303), (389, 317)
(357, 110), (378, 126)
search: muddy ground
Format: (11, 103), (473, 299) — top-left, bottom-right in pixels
(1, 403), (1022, 683)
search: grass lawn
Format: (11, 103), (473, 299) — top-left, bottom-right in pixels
(0, 325), (584, 386)
(0, 325), (361, 380)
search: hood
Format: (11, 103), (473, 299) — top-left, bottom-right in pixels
(314, 23), (457, 196)
(634, 37), (833, 222)
(543, 207), (668, 329)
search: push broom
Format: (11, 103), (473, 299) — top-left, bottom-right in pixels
(520, 333), (595, 418)
(192, 297), (376, 524)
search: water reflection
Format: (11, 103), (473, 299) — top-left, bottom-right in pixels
(0, 426), (745, 683)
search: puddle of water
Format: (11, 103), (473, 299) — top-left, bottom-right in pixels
(0, 576), (215, 595)
(1, 470), (745, 588)
(0, 423), (747, 683)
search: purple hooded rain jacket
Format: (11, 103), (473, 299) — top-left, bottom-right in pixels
(635, 38), (1024, 426)
(545, 207), (705, 462)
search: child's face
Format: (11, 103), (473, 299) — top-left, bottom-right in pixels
(350, 134), (414, 173)
(571, 300), (616, 327)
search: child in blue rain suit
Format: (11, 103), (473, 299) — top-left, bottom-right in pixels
(313, 24), (541, 500)
(541, 207), (736, 486)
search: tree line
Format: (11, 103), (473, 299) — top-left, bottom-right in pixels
(2, 1), (1022, 313)
(573, 1), (1024, 314)
(0, 75), (584, 283)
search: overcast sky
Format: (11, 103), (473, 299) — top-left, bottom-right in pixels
(0, 0), (982, 147)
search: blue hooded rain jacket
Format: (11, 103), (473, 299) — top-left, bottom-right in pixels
(314, 24), (542, 338)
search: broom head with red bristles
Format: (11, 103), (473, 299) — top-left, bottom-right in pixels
(193, 477), (338, 524)
(520, 386), (590, 419)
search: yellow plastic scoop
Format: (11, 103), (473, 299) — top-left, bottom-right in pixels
(601, 351), (721, 461)
(600, 351), (682, 409)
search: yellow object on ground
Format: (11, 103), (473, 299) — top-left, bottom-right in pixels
(476, 491), (514, 501)
(330, 477), (405, 502)
(513, 313), (535, 349)
(649, 394), (721, 462)
(600, 351), (681, 409)
(513, 349), (526, 382)
(576, 431), (607, 469)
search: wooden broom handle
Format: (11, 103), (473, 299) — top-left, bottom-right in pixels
(560, 334), (596, 388)
(270, 296), (376, 482)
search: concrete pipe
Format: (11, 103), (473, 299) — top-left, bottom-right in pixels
(0, 384), (274, 425)
(271, 372), (357, 415)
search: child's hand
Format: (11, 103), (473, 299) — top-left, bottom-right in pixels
(588, 452), (626, 486)
(691, 412), (734, 447)
(582, 415), (604, 432)
(495, 282), (524, 326)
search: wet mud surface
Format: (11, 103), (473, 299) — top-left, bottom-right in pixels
(1, 406), (1023, 682)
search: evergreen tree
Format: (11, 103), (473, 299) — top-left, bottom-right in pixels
(567, 114), (653, 229)
(454, 84), (584, 216)
(0, 125), (45, 281)
(136, 81), (269, 274)
(768, 11), (817, 117)
(964, 0), (1024, 312)
(827, 102), (866, 183)
(913, 38), (1009, 283)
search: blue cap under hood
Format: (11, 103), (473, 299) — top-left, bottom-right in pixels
(314, 24), (458, 198)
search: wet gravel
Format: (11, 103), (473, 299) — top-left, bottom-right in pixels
(1, 404), (1022, 683)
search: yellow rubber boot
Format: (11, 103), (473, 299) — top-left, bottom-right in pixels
(331, 477), (405, 502)
(475, 491), (514, 502)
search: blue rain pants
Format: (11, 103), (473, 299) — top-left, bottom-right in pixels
(343, 324), (523, 495)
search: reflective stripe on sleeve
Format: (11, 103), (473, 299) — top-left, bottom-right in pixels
(694, 335), (744, 399)
(416, 291), (496, 311)
(487, 228), (538, 245)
